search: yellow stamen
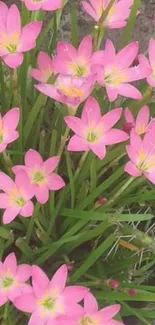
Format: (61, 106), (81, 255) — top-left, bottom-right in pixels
(59, 84), (83, 97)
(135, 123), (146, 135)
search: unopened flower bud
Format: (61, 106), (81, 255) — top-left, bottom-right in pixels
(97, 196), (107, 205)
(128, 288), (136, 296)
(109, 279), (120, 290)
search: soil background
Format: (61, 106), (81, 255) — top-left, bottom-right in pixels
(3, 0), (155, 324)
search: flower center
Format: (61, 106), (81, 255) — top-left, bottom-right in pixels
(81, 316), (96, 325)
(1, 33), (19, 53)
(32, 171), (45, 184)
(135, 123), (146, 135)
(137, 148), (155, 171)
(3, 276), (14, 288)
(76, 65), (87, 76)
(59, 84), (83, 98)
(104, 66), (126, 86)
(0, 133), (4, 144)
(41, 296), (55, 311)
(15, 197), (26, 207)
(87, 132), (99, 142)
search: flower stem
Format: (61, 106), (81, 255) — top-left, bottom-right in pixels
(104, 176), (135, 208)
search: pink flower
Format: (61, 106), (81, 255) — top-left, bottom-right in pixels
(147, 39), (155, 87)
(14, 264), (88, 325)
(64, 96), (128, 159)
(12, 150), (65, 204)
(0, 2), (42, 68)
(52, 35), (94, 77)
(123, 105), (154, 135)
(20, 0), (62, 11)
(0, 107), (19, 152)
(82, 0), (134, 29)
(57, 292), (122, 325)
(93, 40), (151, 102)
(0, 171), (34, 224)
(125, 129), (155, 184)
(35, 75), (95, 112)
(0, 253), (32, 306)
(30, 51), (55, 83)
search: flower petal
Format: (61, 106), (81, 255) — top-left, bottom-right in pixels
(3, 53), (23, 69)
(50, 264), (67, 295)
(32, 265), (49, 298)
(3, 107), (19, 132)
(117, 83), (142, 100)
(124, 108), (135, 124)
(115, 42), (139, 69)
(20, 201), (34, 217)
(0, 172), (14, 192)
(0, 292), (7, 307)
(0, 193), (9, 208)
(25, 149), (43, 168)
(135, 105), (150, 132)
(43, 156), (60, 174)
(78, 35), (92, 59)
(89, 141), (106, 159)
(16, 265), (32, 282)
(103, 129), (128, 145)
(98, 304), (120, 321)
(3, 253), (17, 275)
(81, 96), (101, 125)
(67, 135), (89, 152)
(7, 4), (21, 37)
(35, 185), (49, 204)
(48, 173), (65, 191)
(63, 286), (89, 304)
(64, 116), (85, 137)
(15, 171), (34, 200)
(84, 292), (98, 313)
(19, 22), (42, 52)
(149, 38), (155, 67)
(100, 108), (122, 132)
(3, 207), (20, 224)
(14, 293), (36, 313)
(124, 161), (141, 177)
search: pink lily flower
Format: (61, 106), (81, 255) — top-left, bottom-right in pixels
(0, 107), (19, 153)
(52, 35), (94, 77)
(20, 0), (62, 11)
(0, 2), (42, 68)
(14, 264), (88, 325)
(82, 0), (134, 29)
(93, 40), (151, 102)
(123, 105), (154, 135)
(0, 253), (32, 306)
(125, 129), (155, 184)
(0, 171), (34, 224)
(57, 292), (122, 325)
(64, 96), (128, 159)
(30, 51), (55, 83)
(12, 149), (65, 204)
(147, 39), (155, 87)
(36, 75), (95, 112)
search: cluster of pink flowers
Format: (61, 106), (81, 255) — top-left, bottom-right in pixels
(0, 147), (65, 224)
(0, 253), (122, 325)
(123, 105), (155, 185)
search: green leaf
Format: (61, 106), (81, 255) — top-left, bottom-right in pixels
(96, 290), (155, 302)
(70, 235), (115, 282)
(60, 208), (154, 222)
(70, 2), (78, 47)
(121, 0), (141, 47)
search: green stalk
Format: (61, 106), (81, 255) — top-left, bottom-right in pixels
(26, 203), (41, 244)
(100, 176), (135, 210)
(0, 62), (6, 111)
